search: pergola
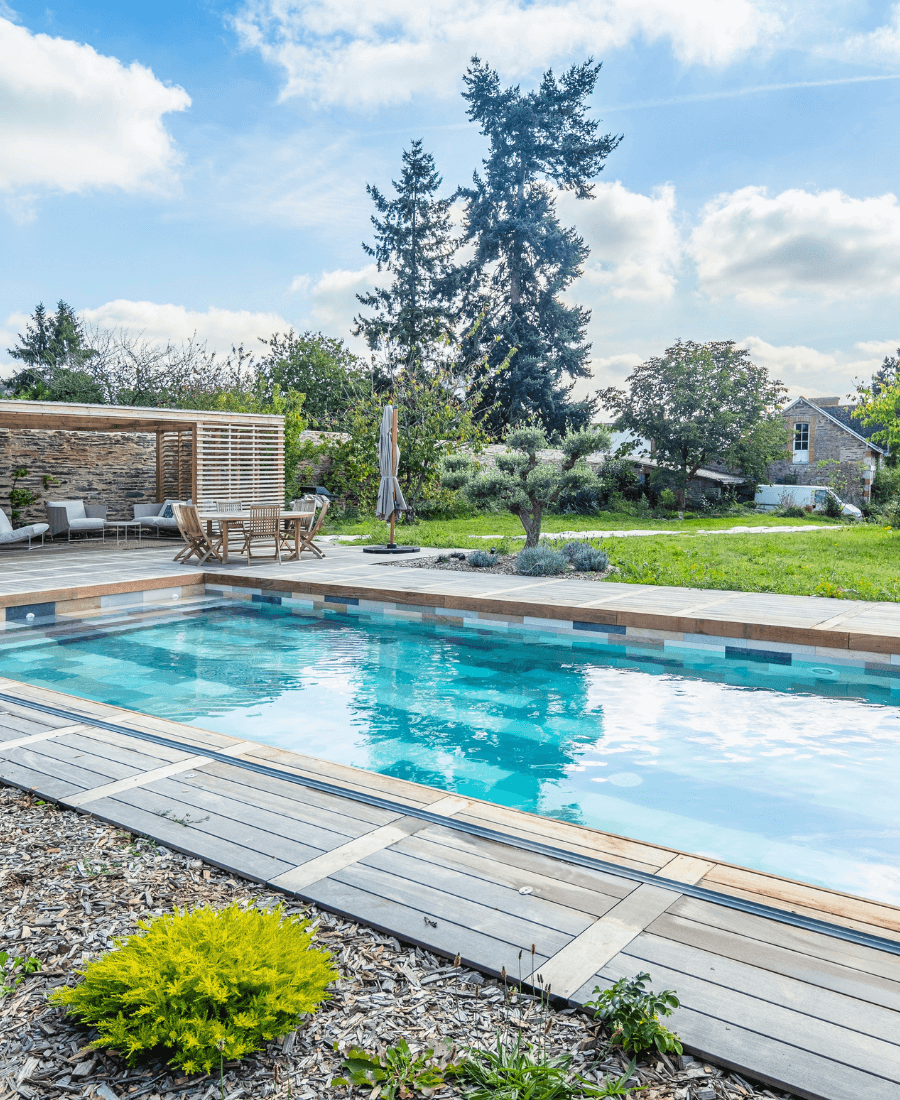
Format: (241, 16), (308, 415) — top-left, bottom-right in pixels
(0, 400), (285, 511)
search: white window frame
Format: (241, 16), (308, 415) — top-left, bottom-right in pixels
(792, 422), (810, 465)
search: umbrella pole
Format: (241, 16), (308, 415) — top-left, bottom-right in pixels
(389, 405), (398, 547)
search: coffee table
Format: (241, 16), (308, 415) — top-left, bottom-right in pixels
(105, 519), (143, 546)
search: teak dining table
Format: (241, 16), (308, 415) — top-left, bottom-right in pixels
(198, 509), (315, 564)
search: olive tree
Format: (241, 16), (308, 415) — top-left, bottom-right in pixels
(441, 424), (611, 546)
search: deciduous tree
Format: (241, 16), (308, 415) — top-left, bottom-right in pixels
(441, 424), (611, 545)
(601, 341), (787, 507)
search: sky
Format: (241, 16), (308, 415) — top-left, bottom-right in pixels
(0, 0), (899, 406)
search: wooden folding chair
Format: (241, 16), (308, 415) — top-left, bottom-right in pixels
(294, 499), (330, 559)
(172, 504), (223, 565)
(238, 504), (282, 565)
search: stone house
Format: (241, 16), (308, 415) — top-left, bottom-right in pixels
(767, 396), (887, 504)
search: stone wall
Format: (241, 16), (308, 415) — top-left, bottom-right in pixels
(0, 428), (158, 526)
(767, 403), (874, 504)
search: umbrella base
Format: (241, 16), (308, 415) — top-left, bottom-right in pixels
(363, 544), (421, 555)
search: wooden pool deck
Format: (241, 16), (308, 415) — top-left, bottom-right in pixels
(2, 545), (900, 1098)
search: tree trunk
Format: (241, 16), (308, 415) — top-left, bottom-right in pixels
(519, 508), (542, 547)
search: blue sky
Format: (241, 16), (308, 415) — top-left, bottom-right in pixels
(1, 0), (899, 402)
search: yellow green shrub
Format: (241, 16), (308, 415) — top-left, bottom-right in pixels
(51, 902), (337, 1074)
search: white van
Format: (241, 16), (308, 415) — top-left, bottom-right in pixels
(754, 484), (862, 518)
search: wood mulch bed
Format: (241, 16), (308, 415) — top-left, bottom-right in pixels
(386, 553), (614, 581)
(1, 786), (793, 1100)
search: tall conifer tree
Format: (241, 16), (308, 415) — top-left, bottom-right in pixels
(455, 58), (621, 437)
(354, 140), (456, 379)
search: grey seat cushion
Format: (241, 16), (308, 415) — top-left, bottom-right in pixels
(68, 518), (106, 531)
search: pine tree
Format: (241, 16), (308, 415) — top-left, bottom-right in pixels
(6, 300), (100, 399)
(455, 58), (621, 437)
(353, 140), (457, 379)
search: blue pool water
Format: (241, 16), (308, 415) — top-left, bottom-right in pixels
(2, 601), (899, 905)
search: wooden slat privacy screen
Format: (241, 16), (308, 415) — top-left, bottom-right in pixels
(194, 422), (284, 511)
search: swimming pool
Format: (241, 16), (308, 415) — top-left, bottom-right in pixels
(2, 599), (899, 905)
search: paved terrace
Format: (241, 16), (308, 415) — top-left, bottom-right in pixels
(3, 540), (900, 655)
(1, 543), (900, 1100)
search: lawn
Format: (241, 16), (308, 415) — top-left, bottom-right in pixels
(325, 509), (843, 546)
(326, 512), (898, 600)
(601, 526), (900, 600)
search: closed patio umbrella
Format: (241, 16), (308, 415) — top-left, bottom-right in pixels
(364, 405), (419, 555)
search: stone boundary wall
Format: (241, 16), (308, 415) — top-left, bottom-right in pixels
(766, 458), (869, 506)
(0, 428), (157, 526)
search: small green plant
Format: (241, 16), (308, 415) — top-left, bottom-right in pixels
(775, 505), (807, 519)
(468, 550), (498, 568)
(823, 492), (843, 519)
(585, 973), (682, 1056)
(561, 542), (609, 573)
(51, 902), (337, 1074)
(516, 545), (569, 576)
(336, 1037), (456, 1098)
(658, 488), (677, 511)
(0, 952), (42, 996)
(455, 1031), (636, 1099)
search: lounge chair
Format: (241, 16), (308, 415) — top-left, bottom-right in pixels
(134, 500), (190, 537)
(172, 504), (223, 565)
(239, 505), (282, 564)
(45, 500), (107, 541)
(0, 510), (49, 550)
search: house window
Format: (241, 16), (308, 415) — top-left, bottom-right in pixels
(793, 422), (810, 464)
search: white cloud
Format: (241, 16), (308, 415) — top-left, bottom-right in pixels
(234, 0), (779, 108)
(305, 265), (379, 341)
(560, 181), (681, 301)
(78, 301), (291, 354)
(688, 186), (900, 302)
(0, 17), (190, 208)
(739, 336), (898, 399)
(831, 3), (900, 66)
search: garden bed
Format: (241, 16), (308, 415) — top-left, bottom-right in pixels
(386, 552), (612, 581)
(1, 787), (791, 1100)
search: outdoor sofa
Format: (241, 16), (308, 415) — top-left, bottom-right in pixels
(0, 509), (49, 549)
(134, 500), (190, 536)
(45, 500), (108, 541)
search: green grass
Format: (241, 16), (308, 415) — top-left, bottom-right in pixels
(600, 526), (899, 601)
(326, 512), (900, 600)
(325, 509), (844, 549)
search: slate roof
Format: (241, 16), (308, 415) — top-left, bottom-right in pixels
(786, 397), (888, 455)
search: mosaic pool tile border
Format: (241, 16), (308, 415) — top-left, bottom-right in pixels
(199, 583), (900, 673)
(3, 577), (900, 676)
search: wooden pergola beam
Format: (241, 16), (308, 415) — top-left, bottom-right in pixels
(0, 399), (286, 509)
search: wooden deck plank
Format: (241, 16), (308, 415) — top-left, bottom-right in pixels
(94, 783), (331, 867)
(648, 910), (900, 1012)
(172, 764), (400, 839)
(82, 795), (294, 883)
(632, 930), (900, 1047)
(397, 827), (629, 915)
(667, 895), (900, 983)
(701, 863), (900, 934)
(527, 883), (678, 996)
(194, 760), (401, 829)
(297, 874), (553, 977)
(362, 845), (596, 938)
(332, 861), (573, 956)
(702, 876), (900, 943)
(607, 934), (900, 1074)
